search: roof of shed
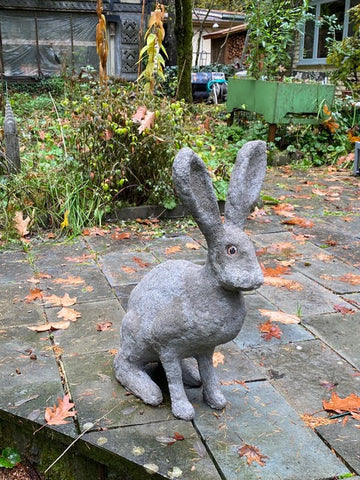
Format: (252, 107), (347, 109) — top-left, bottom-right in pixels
(203, 23), (247, 39)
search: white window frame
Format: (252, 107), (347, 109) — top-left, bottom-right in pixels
(299, 0), (354, 65)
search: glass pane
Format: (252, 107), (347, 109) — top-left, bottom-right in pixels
(303, 19), (315, 58)
(348, 0), (360, 36)
(318, 0), (344, 58)
(71, 14), (98, 71)
(0, 12), (37, 76)
(37, 13), (72, 76)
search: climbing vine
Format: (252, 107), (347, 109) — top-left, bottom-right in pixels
(96, 0), (109, 83)
(138, 3), (167, 93)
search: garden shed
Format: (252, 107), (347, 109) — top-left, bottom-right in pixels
(0, 0), (142, 81)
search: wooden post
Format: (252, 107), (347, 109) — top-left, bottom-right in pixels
(0, 23), (4, 114)
(4, 100), (21, 174)
(268, 123), (277, 143)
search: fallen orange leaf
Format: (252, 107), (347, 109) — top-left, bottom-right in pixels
(238, 443), (268, 467)
(258, 320), (282, 340)
(45, 394), (76, 425)
(212, 351), (225, 367)
(261, 263), (291, 277)
(121, 266), (137, 274)
(301, 414), (337, 429)
(44, 293), (77, 307)
(25, 288), (43, 303)
(165, 245), (182, 255)
(96, 321), (113, 331)
(133, 256), (150, 268)
(282, 217), (315, 228)
(111, 232), (131, 240)
(14, 211), (31, 237)
(185, 242), (201, 250)
(272, 203), (295, 217)
(82, 226), (108, 236)
(333, 304), (355, 315)
(259, 309), (300, 324)
(323, 392), (360, 414)
(28, 320), (70, 332)
(57, 307), (81, 322)
(338, 273), (360, 286)
(52, 275), (85, 286)
(264, 276), (303, 291)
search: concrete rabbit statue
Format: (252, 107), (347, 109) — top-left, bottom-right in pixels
(114, 140), (267, 420)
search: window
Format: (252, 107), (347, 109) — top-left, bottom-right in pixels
(299, 0), (360, 64)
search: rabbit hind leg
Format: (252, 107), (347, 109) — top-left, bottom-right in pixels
(181, 357), (202, 387)
(114, 351), (163, 406)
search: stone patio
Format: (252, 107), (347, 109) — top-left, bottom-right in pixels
(1, 166), (359, 479)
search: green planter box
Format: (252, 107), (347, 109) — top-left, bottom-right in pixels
(226, 78), (336, 125)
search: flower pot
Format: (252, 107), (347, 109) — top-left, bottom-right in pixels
(226, 78), (336, 141)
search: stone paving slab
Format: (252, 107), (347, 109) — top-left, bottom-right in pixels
(294, 256), (360, 294)
(188, 381), (350, 480)
(47, 299), (123, 357)
(316, 420), (360, 474)
(83, 419), (223, 479)
(245, 339), (360, 414)
(234, 293), (313, 349)
(1, 167), (360, 479)
(0, 252), (34, 284)
(99, 250), (158, 286)
(212, 341), (266, 383)
(0, 286), (46, 327)
(146, 235), (207, 263)
(32, 239), (91, 269)
(62, 351), (173, 430)
(302, 312), (360, 369)
(0, 327), (76, 437)
(33, 264), (115, 304)
(258, 270), (351, 315)
(84, 232), (145, 255)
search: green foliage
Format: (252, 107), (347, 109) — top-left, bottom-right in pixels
(66, 83), (190, 208)
(191, 115), (268, 200)
(0, 447), (21, 468)
(138, 4), (167, 94)
(193, 63), (235, 78)
(7, 76), (66, 97)
(244, 0), (310, 79)
(327, 4), (360, 97)
(0, 74), (356, 242)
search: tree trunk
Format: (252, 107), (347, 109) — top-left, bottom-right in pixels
(165, 0), (177, 66)
(175, 0), (193, 102)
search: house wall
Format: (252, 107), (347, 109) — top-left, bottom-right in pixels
(192, 28), (212, 66)
(0, 0), (141, 81)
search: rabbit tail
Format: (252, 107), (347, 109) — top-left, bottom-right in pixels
(114, 351), (163, 406)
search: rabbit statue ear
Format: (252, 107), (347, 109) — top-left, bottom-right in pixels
(173, 148), (223, 248)
(224, 140), (267, 228)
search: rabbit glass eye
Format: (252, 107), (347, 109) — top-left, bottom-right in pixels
(227, 245), (238, 256)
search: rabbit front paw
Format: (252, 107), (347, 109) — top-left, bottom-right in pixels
(203, 389), (227, 410)
(172, 400), (195, 421)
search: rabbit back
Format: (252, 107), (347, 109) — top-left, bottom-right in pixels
(120, 259), (246, 363)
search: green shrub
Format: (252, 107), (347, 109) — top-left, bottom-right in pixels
(66, 83), (191, 208)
